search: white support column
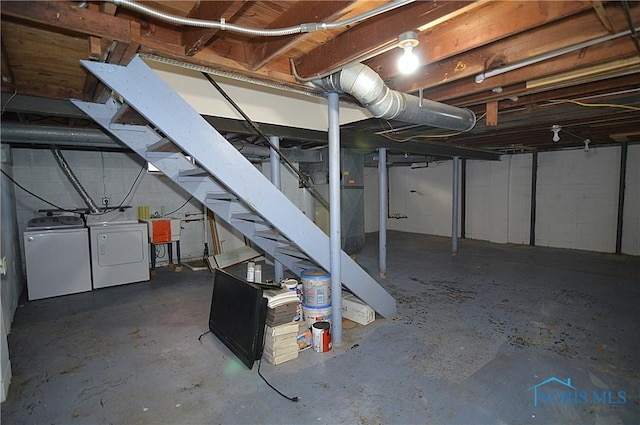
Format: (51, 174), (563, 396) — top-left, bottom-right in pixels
(269, 135), (284, 282)
(378, 147), (388, 277)
(328, 92), (342, 346)
(452, 156), (460, 254)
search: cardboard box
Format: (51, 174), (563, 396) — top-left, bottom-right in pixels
(342, 293), (375, 325)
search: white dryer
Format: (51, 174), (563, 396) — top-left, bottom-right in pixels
(86, 209), (149, 289)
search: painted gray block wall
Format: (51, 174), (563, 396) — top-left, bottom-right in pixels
(1, 147), (26, 402)
(9, 148), (240, 268)
(364, 145), (640, 255)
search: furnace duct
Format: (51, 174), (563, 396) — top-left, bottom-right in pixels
(312, 63), (476, 132)
(51, 148), (101, 214)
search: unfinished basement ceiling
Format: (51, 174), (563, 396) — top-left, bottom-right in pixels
(1, 0), (639, 157)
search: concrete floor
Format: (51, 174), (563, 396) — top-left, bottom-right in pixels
(2, 231), (639, 424)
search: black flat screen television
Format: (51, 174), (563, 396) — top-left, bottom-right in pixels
(208, 269), (267, 369)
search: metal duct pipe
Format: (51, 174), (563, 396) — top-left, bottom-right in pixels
(313, 63), (476, 132)
(51, 149), (101, 214)
(1, 124), (120, 148)
(1, 124), (324, 162)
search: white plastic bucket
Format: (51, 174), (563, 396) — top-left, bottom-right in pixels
(302, 304), (332, 329)
(301, 269), (331, 307)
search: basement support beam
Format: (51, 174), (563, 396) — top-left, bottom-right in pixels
(460, 158), (467, 239)
(269, 135), (284, 282)
(328, 92), (342, 346)
(452, 156), (460, 255)
(378, 147), (388, 278)
(530, 150), (538, 246)
(615, 143), (628, 255)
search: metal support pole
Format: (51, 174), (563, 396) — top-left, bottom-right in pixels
(269, 135), (284, 282)
(378, 147), (388, 277)
(615, 143), (628, 254)
(530, 150), (538, 246)
(328, 92), (342, 346)
(460, 158), (467, 239)
(452, 156), (460, 254)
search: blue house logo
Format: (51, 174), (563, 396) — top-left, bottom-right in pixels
(529, 377), (576, 407)
(529, 376), (627, 407)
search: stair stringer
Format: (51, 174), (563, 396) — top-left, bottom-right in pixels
(73, 57), (396, 318)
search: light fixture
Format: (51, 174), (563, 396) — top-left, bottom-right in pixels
(551, 125), (561, 143)
(584, 139), (590, 152)
(397, 31), (420, 74)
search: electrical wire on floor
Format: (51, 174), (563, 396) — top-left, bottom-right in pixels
(257, 335), (299, 403)
(196, 328), (298, 402)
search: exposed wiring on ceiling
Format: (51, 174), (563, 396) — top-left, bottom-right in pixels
(549, 99), (640, 111)
(110, 0), (413, 36)
(289, 43), (397, 83)
(377, 113), (487, 143)
(1, 89), (17, 115)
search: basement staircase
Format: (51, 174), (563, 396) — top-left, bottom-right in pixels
(72, 56), (396, 318)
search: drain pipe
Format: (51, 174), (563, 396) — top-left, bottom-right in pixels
(312, 63), (476, 132)
(51, 148), (101, 214)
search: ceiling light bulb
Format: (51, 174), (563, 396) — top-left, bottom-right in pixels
(398, 46), (419, 74)
(397, 31), (420, 75)
(551, 125), (561, 143)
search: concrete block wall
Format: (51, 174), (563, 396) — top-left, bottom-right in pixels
(10, 148), (228, 268)
(387, 161), (456, 236)
(536, 147), (621, 252)
(364, 146), (639, 255)
(466, 154), (532, 244)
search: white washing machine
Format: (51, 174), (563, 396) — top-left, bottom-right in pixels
(86, 209), (149, 289)
(23, 216), (92, 300)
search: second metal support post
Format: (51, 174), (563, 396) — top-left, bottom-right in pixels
(452, 156), (460, 254)
(378, 147), (388, 277)
(328, 92), (342, 346)
(269, 135), (284, 283)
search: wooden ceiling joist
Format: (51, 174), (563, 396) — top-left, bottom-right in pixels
(182, 1), (246, 56)
(245, 1), (356, 71)
(396, 2), (640, 94)
(1, 1), (133, 42)
(366, 0), (595, 81)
